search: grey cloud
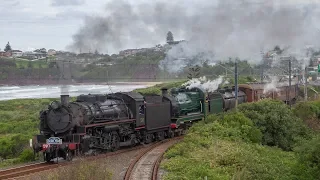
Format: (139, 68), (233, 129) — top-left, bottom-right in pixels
(68, 0), (320, 72)
(51, 0), (85, 6)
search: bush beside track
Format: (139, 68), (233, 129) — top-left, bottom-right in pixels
(162, 100), (320, 180)
(0, 98), (57, 167)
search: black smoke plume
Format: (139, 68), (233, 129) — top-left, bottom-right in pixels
(68, 0), (320, 72)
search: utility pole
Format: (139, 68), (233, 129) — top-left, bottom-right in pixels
(235, 59), (238, 110)
(304, 49), (310, 102)
(304, 66), (308, 101)
(289, 57), (292, 109)
(260, 50), (264, 83)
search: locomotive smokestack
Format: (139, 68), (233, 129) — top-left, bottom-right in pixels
(161, 88), (168, 96)
(61, 95), (69, 106)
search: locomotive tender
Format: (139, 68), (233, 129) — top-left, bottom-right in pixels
(32, 82), (298, 162)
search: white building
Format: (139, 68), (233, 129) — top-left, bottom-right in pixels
(11, 50), (23, 57)
(48, 49), (56, 56)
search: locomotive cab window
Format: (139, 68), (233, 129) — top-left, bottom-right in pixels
(139, 105), (145, 115)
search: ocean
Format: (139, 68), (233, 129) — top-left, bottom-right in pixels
(0, 84), (149, 101)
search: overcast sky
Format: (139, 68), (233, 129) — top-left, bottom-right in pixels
(0, 0), (319, 54)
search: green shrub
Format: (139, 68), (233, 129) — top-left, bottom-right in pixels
(163, 100), (319, 180)
(293, 101), (320, 131)
(189, 113), (262, 144)
(293, 135), (320, 179)
(219, 112), (263, 143)
(19, 149), (34, 162)
(163, 138), (303, 180)
(0, 134), (30, 159)
(238, 99), (310, 151)
(0, 98), (55, 165)
(293, 101), (320, 120)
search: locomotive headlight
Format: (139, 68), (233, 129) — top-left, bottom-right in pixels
(50, 101), (61, 110)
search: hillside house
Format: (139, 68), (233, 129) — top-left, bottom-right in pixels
(310, 56), (320, 66)
(22, 51), (47, 59)
(11, 50), (23, 57)
(48, 49), (56, 56)
(4, 51), (12, 57)
(119, 49), (140, 56)
(119, 48), (153, 57)
(0, 51), (5, 56)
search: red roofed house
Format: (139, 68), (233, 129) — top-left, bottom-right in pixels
(0, 51), (5, 56)
(4, 51), (12, 57)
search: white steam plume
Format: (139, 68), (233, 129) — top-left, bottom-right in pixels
(263, 76), (280, 94)
(183, 76), (223, 92)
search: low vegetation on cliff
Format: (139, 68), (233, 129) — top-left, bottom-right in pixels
(0, 98), (56, 166)
(162, 100), (320, 180)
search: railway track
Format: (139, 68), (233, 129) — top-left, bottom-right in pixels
(0, 145), (145, 180)
(0, 137), (182, 180)
(0, 163), (59, 180)
(124, 136), (183, 180)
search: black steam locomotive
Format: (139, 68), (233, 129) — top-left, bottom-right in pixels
(32, 82), (298, 162)
(33, 89), (181, 162)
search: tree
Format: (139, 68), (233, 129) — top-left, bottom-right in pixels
(166, 31), (174, 43)
(274, 45), (283, 54)
(39, 48), (47, 53)
(187, 65), (200, 79)
(4, 42), (12, 52)
(94, 49), (99, 55)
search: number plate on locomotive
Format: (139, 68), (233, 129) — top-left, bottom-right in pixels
(46, 137), (62, 144)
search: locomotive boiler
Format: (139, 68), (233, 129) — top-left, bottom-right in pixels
(170, 87), (204, 116)
(40, 94), (132, 135)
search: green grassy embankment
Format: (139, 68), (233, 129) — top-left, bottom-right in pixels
(161, 100), (320, 180)
(0, 98), (56, 166)
(133, 81), (187, 95)
(0, 57), (48, 69)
